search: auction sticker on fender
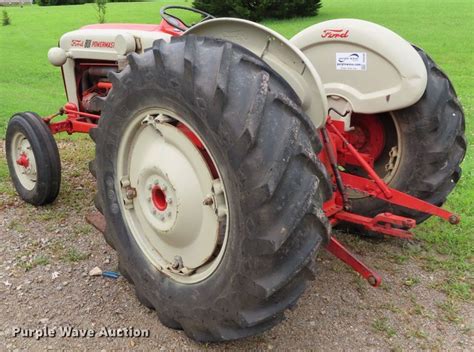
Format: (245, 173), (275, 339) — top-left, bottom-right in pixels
(336, 52), (367, 71)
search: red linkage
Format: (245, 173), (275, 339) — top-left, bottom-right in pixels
(321, 115), (460, 286)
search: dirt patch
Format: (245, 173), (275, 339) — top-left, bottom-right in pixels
(0, 140), (472, 351)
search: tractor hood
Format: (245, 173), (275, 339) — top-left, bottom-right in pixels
(47, 23), (176, 106)
(49, 23), (174, 65)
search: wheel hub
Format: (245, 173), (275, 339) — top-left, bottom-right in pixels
(117, 111), (229, 283)
(16, 153), (30, 168)
(347, 113), (386, 160)
(152, 185), (168, 211)
(136, 170), (178, 232)
(11, 132), (37, 190)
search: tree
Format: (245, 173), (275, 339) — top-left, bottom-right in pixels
(95, 0), (107, 24)
(2, 10), (11, 26)
(193, 0), (322, 21)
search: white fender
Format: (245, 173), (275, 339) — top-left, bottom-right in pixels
(291, 19), (428, 114)
(187, 18), (328, 128)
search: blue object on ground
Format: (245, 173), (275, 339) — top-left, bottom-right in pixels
(102, 271), (120, 279)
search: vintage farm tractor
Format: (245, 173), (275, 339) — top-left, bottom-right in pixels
(5, 5), (466, 342)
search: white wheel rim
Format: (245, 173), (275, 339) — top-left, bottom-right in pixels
(383, 112), (403, 184)
(10, 131), (37, 191)
(117, 109), (229, 284)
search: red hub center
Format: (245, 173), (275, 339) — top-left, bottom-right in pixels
(346, 113), (386, 160)
(152, 186), (168, 211)
(16, 153), (30, 168)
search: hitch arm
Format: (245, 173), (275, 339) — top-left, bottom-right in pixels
(326, 119), (460, 225)
(340, 172), (460, 224)
(326, 237), (382, 287)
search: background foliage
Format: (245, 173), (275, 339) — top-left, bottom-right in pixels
(192, 0), (322, 21)
(37, 0), (138, 6)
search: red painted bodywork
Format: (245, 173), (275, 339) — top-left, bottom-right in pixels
(47, 103), (99, 135)
(326, 238), (381, 287)
(43, 21), (460, 287)
(82, 20), (182, 36)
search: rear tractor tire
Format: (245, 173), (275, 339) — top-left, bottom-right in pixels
(345, 47), (466, 228)
(91, 35), (332, 341)
(5, 112), (61, 205)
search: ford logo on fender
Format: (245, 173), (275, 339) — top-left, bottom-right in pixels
(321, 29), (350, 39)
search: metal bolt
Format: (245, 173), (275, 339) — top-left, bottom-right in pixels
(166, 197), (173, 205)
(167, 211), (172, 218)
(125, 187), (137, 200)
(154, 179), (160, 185)
(147, 196), (151, 202)
(160, 215), (165, 221)
(147, 184), (152, 190)
(152, 209), (157, 215)
(203, 196), (214, 206)
(171, 256), (183, 270)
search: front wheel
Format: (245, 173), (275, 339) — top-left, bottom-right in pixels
(91, 35), (332, 341)
(5, 112), (61, 205)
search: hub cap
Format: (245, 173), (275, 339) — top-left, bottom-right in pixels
(10, 131), (37, 190)
(117, 109), (229, 283)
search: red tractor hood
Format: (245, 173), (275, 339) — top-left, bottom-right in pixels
(81, 21), (180, 36)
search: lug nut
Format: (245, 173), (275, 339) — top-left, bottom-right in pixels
(203, 196), (214, 206)
(125, 187), (137, 200)
(147, 184), (152, 190)
(171, 256), (183, 270)
(166, 197), (173, 205)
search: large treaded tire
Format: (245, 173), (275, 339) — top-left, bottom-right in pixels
(349, 46), (466, 224)
(90, 35), (332, 342)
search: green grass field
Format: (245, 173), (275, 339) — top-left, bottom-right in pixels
(0, 1), (472, 298)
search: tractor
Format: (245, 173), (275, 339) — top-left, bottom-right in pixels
(5, 5), (466, 342)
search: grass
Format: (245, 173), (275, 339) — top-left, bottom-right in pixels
(0, 0), (472, 298)
(18, 254), (50, 271)
(372, 317), (397, 338)
(437, 299), (463, 324)
(63, 247), (90, 262)
(403, 277), (420, 288)
(407, 329), (428, 340)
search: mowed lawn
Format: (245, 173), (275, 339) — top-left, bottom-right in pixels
(0, 1), (473, 298)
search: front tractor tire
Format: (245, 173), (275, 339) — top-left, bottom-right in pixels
(91, 35), (332, 341)
(6, 112), (61, 205)
(347, 47), (466, 226)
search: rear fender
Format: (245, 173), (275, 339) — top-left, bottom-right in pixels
(186, 18), (328, 129)
(291, 19), (428, 114)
